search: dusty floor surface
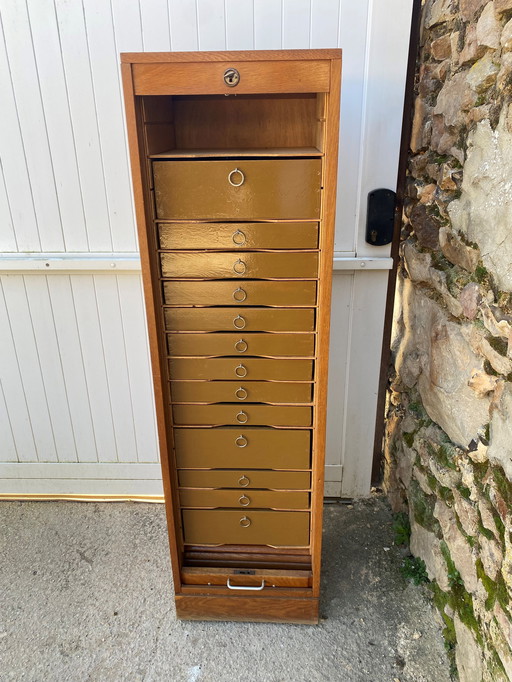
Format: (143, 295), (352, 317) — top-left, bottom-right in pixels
(0, 496), (451, 682)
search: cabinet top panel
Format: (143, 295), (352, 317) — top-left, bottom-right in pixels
(121, 49), (341, 64)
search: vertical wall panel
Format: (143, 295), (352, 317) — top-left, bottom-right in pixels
(0, 16), (40, 252)
(169, 0), (199, 51)
(1, 276), (58, 462)
(82, 0), (137, 253)
(0, 279), (37, 462)
(0, 165), (17, 252)
(225, 0), (254, 50)
(71, 276), (119, 464)
(26, 0), (88, 252)
(93, 275), (138, 463)
(111, 0), (143, 53)
(24, 276), (78, 463)
(140, 0), (171, 51)
(310, 0), (339, 48)
(0, 382), (17, 462)
(196, 0), (226, 50)
(46, 276), (98, 463)
(117, 276), (159, 463)
(282, 0), (311, 48)
(54, 0), (112, 252)
(254, 0), (282, 49)
(1, 0), (64, 252)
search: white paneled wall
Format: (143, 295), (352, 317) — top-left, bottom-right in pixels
(0, 0), (412, 496)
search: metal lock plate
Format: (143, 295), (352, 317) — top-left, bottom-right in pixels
(224, 67), (240, 87)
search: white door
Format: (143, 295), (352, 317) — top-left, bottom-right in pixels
(0, 0), (413, 498)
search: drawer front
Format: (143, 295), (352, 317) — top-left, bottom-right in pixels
(173, 404), (312, 427)
(174, 428), (310, 469)
(178, 469), (311, 489)
(153, 159), (321, 220)
(167, 332), (315, 358)
(179, 489), (309, 510)
(160, 252), (319, 279)
(133, 60), (330, 96)
(169, 358), (314, 381)
(163, 280), (317, 307)
(158, 222), (319, 250)
(171, 381), (312, 404)
(164, 308), (315, 332)
(182, 509), (310, 546)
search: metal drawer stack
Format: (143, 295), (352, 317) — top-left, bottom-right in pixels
(154, 158), (321, 548)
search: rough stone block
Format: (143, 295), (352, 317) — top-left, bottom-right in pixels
(432, 34), (453, 60)
(488, 384), (512, 480)
(480, 534), (503, 580)
(501, 17), (512, 49)
(435, 499), (478, 592)
(425, 0), (457, 28)
(495, 0), (512, 13)
(454, 614), (484, 682)
(466, 53), (500, 92)
(439, 226), (480, 272)
(434, 71), (477, 127)
(453, 489), (480, 536)
(459, 283), (481, 320)
(477, 2), (502, 49)
(448, 116), (512, 292)
(460, 0), (489, 21)
(410, 515), (450, 590)
(460, 24), (487, 66)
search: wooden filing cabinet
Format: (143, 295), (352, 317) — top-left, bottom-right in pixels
(121, 49), (341, 624)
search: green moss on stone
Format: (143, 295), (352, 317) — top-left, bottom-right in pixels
(488, 336), (509, 356)
(437, 443), (459, 471)
(409, 480), (437, 531)
(439, 486), (455, 504)
(488, 649), (508, 679)
(478, 523), (495, 541)
(458, 485), (472, 500)
(491, 467), (512, 509)
(427, 473), (439, 493)
(403, 431), (415, 448)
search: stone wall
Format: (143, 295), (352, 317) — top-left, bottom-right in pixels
(385, 1), (512, 679)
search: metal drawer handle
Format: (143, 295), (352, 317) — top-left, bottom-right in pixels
(235, 339), (248, 353)
(232, 229), (246, 246)
(239, 515), (251, 527)
(227, 578), (265, 591)
(235, 435), (248, 448)
(236, 410), (248, 424)
(233, 314), (246, 330)
(235, 387), (248, 401)
(235, 364), (247, 378)
(239, 495), (251, 507)
(233, 258), (247, 275)
(233, 287), (247, 302)
(226, 578), (265, 591)
(238, 475), (250, 487)
(228, 168), (245, 187)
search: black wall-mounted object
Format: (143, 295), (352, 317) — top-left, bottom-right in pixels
(365, 188), (396, 246)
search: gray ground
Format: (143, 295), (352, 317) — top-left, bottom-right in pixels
(0, 496), (451, 682)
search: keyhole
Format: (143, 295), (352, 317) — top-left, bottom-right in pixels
(223, 68), (240, 87)
(370, 229), (378, 243)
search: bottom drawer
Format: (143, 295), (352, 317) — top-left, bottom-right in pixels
(182, 509), (310, 546)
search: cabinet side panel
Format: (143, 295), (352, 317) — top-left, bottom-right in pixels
(310, 57), (341, 595)
(121, 63), (183, 591)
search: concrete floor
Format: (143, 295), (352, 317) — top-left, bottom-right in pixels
(0, 496), (451, 682)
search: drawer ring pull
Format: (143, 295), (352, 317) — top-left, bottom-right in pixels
(233, 287), (247, 302)
(233, 258), (247, 275)
(235, 387), (248, 401)
(227, 578), (265, 591)
(239, 495), (251, 507)
(228, 168), (245, 187)
(235, 435), (248, 448)
(239, 515), (251, 527)
(236, 410), (248, 424)
(235, 339), (248, 353)
(232, 229), (246, 246)
(235, 364), (247, 378)
(238, 475), (250, 487)
(233, 315), (246, 330)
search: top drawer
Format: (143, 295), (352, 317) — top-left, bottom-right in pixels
(153, 159), (322, 220)
(133, 60), (330, 96)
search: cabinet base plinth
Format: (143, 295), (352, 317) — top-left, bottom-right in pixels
(175, 594), (319, 624)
